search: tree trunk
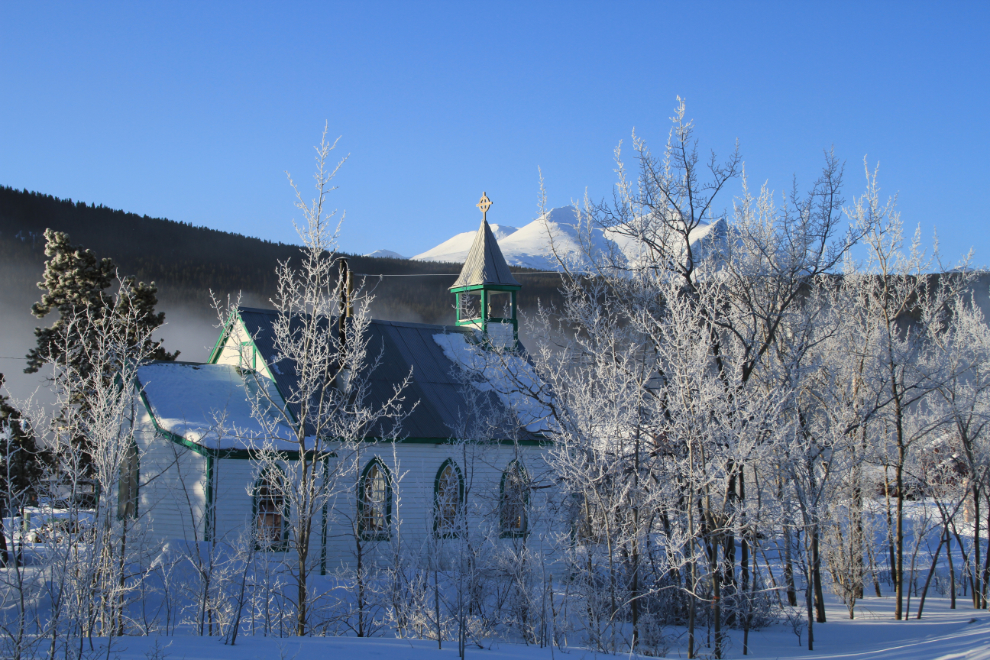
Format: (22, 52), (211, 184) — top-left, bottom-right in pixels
(895, 439), (906, 620)
(297, 486), (311, 636)
(852, 430), (866, 599)
(687, 580), (696, 658)
(812, 529), (826, 623)
(687, 449), (698, 660)
(356, 534), (366, 637)
(713, 544), (722, 660)
(806, 565), (815, 651)
(982, 492), (990, 608)
(948, 528), (956, 609)
(435, 569), (442, 649)
(631, 424), (641, 649)
(885, 470), (897, 588)
(743, 538), (756, 655)
(950, 525), (976, 605)
(784, 527), (797, 606)
(974, 487), (982, 609)
(0, 499), (8, 566)
(917, 535), (944, 619)
(739, 469), (749, 629)
(297, 557), (308, 635)
(759, 544), (783, 607)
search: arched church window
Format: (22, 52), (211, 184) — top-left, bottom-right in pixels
(434, 459), (463, 537)
(254, 469), (289, 551)
(117, 441), (139, 519)
(500, 461), (529, 537)
(359, 458), (392, 541)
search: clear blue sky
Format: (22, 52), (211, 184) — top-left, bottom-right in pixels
(2, 1), (987, 264)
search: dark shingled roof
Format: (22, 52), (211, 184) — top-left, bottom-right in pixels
(450, 218), (520, 290)
(234, 307), (539, 442)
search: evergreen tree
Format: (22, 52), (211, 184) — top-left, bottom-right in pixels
(24, 229), (178, 379)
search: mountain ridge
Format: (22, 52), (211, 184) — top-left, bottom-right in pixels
(409, 206), (727, 272)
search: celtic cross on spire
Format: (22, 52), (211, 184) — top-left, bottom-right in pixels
(476, 192), (492, 222)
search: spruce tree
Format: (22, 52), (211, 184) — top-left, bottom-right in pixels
(25, 229), (178, 378)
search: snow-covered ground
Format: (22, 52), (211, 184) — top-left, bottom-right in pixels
(6, 500), (989, 659)
(60, 598), (990, 660)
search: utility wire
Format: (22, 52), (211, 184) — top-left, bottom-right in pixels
(353, 273), (456, 277)
(352, 272), (559, 278)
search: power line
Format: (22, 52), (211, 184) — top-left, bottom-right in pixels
(353, 272), (559, 278)
(353, 273), (457, 278)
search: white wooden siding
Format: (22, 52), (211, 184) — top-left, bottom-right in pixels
(135, 410), (558, 570)
(134, 405), (209, 542)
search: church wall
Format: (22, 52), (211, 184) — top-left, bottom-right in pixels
(132, 398), (560, 570)
(319, 441), (559, 573)
(134, 404), (209, 544)
(209, 456), (261, 544)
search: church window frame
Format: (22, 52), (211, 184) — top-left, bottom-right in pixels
(499, 460), (529, 538)
(433, 458), (464, 538)
(253, 467), (290, 552)
(358, 457), (392, 541)
(240, 341), (256, 371)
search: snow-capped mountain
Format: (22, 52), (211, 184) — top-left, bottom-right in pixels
(411, 224), (519, 263)
(492, 207), (616, 271)
(363, 249), (408, 259)
(409, 206), (727, 272)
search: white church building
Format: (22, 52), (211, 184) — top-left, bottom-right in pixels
(124, 196), (556, 571)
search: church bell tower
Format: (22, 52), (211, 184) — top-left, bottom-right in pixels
(450, 192), (521, 346)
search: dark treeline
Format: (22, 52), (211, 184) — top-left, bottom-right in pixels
(0, 186), (563, 324)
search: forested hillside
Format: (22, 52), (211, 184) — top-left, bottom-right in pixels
(0, 186), (563, 324)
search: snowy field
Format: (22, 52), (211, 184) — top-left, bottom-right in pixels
(64, 596), (990, 660)
(6, 500), (990, 659)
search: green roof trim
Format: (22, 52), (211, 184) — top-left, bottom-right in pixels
(450, 283), (521, 294)
(206, 308), (239, 364)
(136, 388), (306, 460)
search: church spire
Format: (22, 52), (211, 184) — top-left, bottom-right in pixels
(450, 192), (520, 290)
(450, 192), (521, 343)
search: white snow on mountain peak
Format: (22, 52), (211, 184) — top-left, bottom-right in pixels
(406, 206), (724, 272)
(494, 206), (617, 271)
(363, 249), (408, 260)
(410, 224), (518, 263)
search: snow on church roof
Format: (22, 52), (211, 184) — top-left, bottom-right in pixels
(235, 308), (546, 443)
(449, 218), (520, 290)
(137, 362), (297, 451)
(432, 332), (554, 434)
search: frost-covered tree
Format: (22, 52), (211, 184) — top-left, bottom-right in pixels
(841, 166), (973, 620)
(531, 99), (884, 657)
(0, 280), (164, 658)
(241, 126), (412, 636)
(927, 292), (990, 608)
(0, 374), (45, 567)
